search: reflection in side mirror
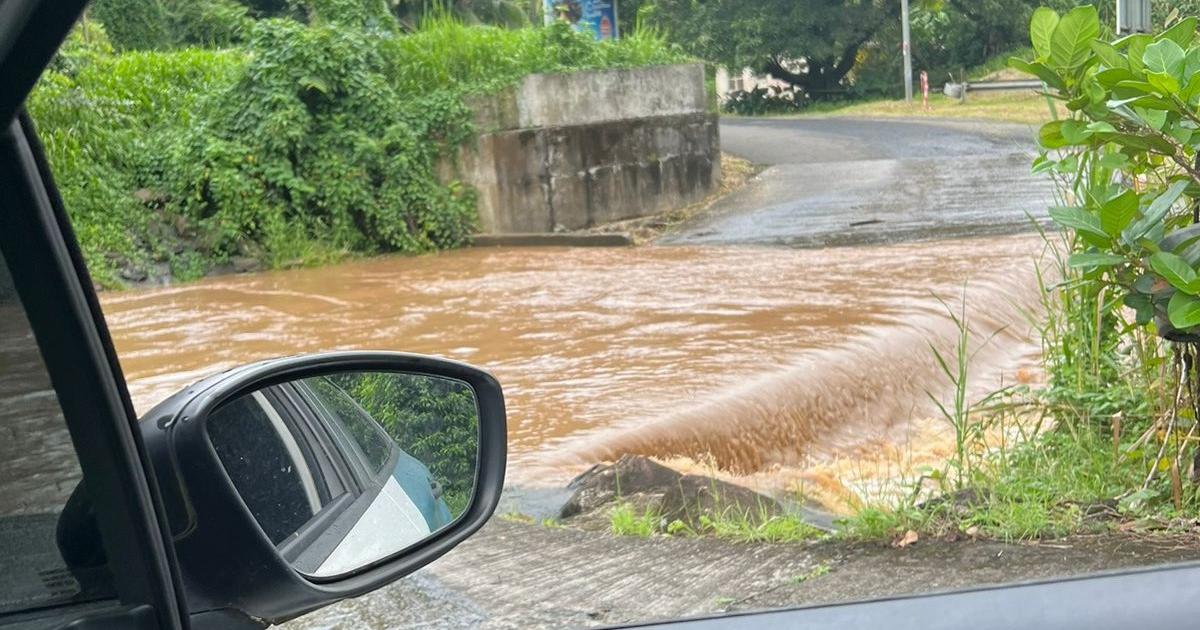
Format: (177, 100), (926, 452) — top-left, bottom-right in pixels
(206, 371), (480, 578)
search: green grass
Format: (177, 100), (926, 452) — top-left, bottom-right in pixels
(784, 91), (1064, 126)
(610, 502), (825, 544)
(692, 511), (824, 544)
(610, 502), (661, 538)
(384, 17), (687, 95)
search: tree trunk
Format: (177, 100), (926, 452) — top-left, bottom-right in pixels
(762, 42), (864, 99)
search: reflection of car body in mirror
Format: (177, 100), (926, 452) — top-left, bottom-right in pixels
(208, 376), (455, 577)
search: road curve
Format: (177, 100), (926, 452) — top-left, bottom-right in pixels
(661, 117), (1055, 248)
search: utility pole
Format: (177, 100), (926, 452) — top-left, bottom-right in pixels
(901, 0), (913, 102)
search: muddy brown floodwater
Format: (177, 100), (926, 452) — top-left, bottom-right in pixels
(101, 235), (1048, 505)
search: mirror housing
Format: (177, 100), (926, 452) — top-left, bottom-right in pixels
(137, 352), (506, 626)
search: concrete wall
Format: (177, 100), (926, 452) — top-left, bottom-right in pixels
(450, 63), (721, 234)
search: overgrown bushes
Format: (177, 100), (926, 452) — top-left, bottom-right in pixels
(27, 22), (245, 285)
(30, 8), (687, 287)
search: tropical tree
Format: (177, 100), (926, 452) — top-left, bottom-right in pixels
(643, 0), (939, 95)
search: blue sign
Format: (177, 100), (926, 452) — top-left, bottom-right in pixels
(544, 0), (620, 41)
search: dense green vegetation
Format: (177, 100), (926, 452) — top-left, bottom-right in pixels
(842, 6), (1200, 543)
(30, 1), (685, 287)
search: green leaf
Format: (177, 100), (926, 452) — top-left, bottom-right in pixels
(1049, 206), (1109, 242)
(1133, 274), (1158, 293)
(1160, 16), (1198, 48)
(1060, 119), (1092, 144)
(1186, 48), (1200, 81)
(1125, 180), (1190, 242)
(1169, 121), (1194, 144)
(1008, 57), (1066, 90)
(1050, 5), (1099, 70)
(1091, 40), (1128, 69)
(1169, 291), (1200, 328)
(1143, 39), (1186, 79)
(1099, 153), (1130, 170)
(1031, 154), (1056, 174)
(1125, 291), (1154, 325)
(1146, 71), (1182, 95)
(1031, 7), (1060, 61)
(1096, 67), (1135, 88)
(1124, 34), (1153, 72)
(1086, 121), (1117, 134)
(1038, 120), (1068, 148)
(1100, 190), (1138, 235)
(1068, 252), (1125, 269)
(1150, 251), (1199, 293)
(1185, 72), (1200, 100)
(1105, 132), (1175, 155)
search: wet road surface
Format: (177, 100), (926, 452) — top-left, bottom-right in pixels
(662, 118), (1052, 248)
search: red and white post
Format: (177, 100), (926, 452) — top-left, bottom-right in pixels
(920, 71), (930, 112)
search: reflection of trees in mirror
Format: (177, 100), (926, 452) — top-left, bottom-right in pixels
(327, 372), (479, 515)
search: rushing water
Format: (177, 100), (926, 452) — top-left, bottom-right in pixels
(101, 236), (1048, 500)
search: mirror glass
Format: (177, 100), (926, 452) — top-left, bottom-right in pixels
(206, 370), (479, 578)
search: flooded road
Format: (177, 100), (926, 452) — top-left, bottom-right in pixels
(103, 235), (1047, 497)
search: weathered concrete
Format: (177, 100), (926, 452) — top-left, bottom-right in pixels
(517, 64), (709, 129)
(449, 64), (721, 234)
(280, 519), (1200, 630)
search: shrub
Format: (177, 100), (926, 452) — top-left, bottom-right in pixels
(27, 24), (244, 285)
(721, 86), (808, 115)
(163, 18), (479, 260)
(1015, 7), (1200, 338)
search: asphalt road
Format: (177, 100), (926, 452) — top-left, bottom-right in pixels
(661, 117), (1054, 248)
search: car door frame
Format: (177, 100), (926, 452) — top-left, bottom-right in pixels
(10, 2), (1200, 630)
(0, 1), (188, 626)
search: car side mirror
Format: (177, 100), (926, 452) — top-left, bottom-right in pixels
(137, 352), (506, 627)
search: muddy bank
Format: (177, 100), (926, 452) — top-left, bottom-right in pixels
(280, 516), (1200, 630)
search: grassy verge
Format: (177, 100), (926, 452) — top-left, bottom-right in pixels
(793, 91), (1067, 126)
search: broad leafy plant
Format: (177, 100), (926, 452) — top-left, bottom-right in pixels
(1016, 7), (1200, 338)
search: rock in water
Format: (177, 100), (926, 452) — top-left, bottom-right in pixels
(559, 455), (782, 528)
